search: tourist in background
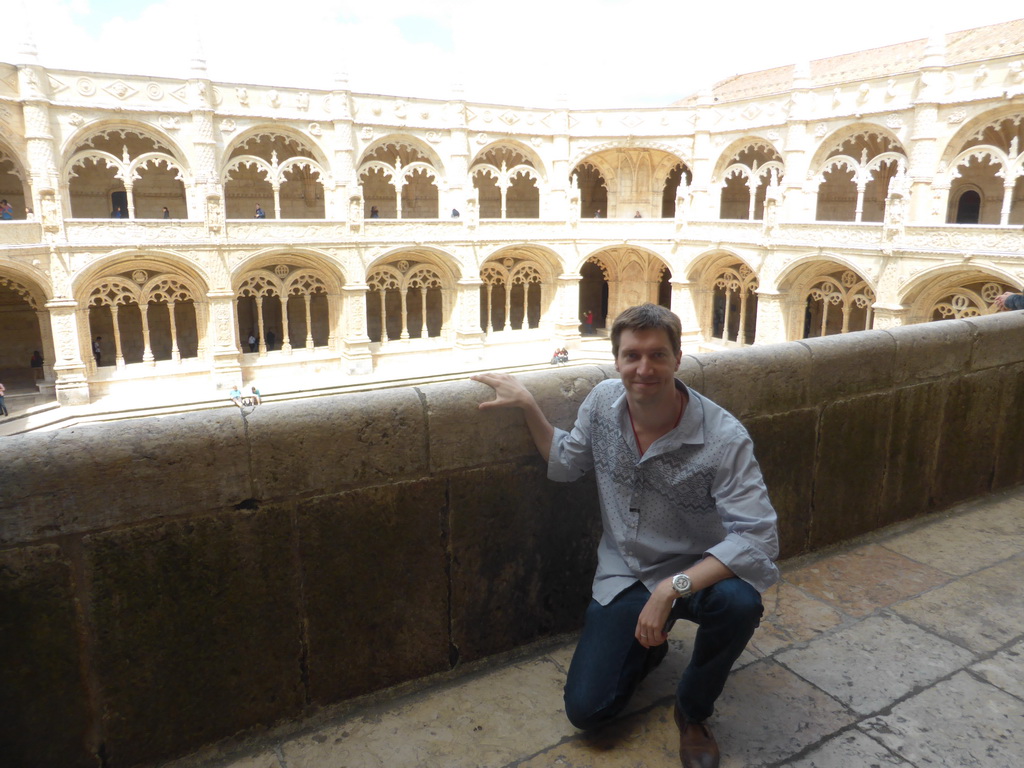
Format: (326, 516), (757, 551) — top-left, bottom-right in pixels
(30, 351), (44, 380)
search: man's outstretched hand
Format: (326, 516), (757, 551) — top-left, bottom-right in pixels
(471, 372), (554, 460)
(472, 372), (534, 410)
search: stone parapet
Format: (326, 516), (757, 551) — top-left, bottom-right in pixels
(4, 312), (1024, 767)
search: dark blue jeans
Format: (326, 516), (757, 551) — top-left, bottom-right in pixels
(563, 578), (763, 728)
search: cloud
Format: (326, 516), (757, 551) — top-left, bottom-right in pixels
(4, 1), (1023, 109)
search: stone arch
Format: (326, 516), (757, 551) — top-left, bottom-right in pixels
(569, 140), (691, 171)
(477, 245), (561, 333)
(222, 128), (329, 219)
(0, 268), (53, 388)
(572, 144), (691, 219)
(63, 121), (192, 220)
(777, 258), (875, 339)
(577, 245), (672, 329)
(938, 111), (1024, 225)
(77, 253), (211, 369)
(712, 138), (785, 221)
(470, 143), (542, 219)
(571, 161), (610, 219)
(232, 251), (344, 355)
(811, 124), (906, 223)
(950, 184), (985, 224)
(898, 263), (1020, 324)
(470, 140), (547, 182)
(0, 141), (31, 219)
(357, 136), (443, 219)
(687, 250), (760, 344)
(364, 248), (459, 343)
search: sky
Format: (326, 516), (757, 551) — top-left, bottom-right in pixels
(3, 1), (1022, 109)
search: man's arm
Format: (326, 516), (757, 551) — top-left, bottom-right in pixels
(637, 429), (779, 649)
(995, 291), (1024, 311)
(472, 372), (555, 461)
(635, 556), (735, 648)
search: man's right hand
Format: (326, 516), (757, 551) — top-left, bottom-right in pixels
(471, 372), (555, 460)
(472, 372), (534, 410)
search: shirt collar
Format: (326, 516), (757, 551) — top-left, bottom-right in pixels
(612, 379), (706, 459)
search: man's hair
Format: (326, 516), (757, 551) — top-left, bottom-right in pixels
(610, 303), (682, 358)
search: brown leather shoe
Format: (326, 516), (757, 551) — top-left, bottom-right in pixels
(673, 705), (720, 768)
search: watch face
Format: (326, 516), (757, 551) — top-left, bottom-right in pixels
(673, 574), (691, 595)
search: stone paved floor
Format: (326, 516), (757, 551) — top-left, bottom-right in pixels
(169, 489), (1024, 768)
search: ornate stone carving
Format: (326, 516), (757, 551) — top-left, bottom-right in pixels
(105, 80), (137, 100)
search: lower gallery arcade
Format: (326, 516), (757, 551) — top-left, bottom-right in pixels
(1, 237), (1018, 406)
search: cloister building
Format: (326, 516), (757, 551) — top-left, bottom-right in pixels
(2, 20), (1024, 406)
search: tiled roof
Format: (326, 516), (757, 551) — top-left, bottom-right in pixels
(673, 18), (1024, 105)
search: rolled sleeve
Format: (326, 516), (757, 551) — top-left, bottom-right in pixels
(548, 394), (596, 482)
(705, 432), (780, 593)
(1005, 293), (1024, 311)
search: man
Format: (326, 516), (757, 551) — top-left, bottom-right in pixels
(472, 304), (778, 768)
(255, 204), (266, 219)
(93, 336), (103, 366)
(0, 380), (7, 417)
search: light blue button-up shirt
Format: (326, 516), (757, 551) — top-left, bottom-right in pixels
(548, 378), (780, 604)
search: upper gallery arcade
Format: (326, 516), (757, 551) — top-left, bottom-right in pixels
(2, 20), (1024, 406)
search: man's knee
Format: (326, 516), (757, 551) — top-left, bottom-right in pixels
(703, 578), (764, 628)
(563, 684), (616, 731)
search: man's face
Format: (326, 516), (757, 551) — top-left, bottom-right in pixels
(614, 327), (681, 402)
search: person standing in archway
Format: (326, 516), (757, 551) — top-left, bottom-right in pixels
(30, 351), (44, 381)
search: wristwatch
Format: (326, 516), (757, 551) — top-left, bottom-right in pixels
(671, 572), (692, 598)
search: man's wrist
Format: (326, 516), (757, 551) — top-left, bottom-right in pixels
(671, 572), (693, 598)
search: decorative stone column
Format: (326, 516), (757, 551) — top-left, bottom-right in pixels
(33, 308), (57, 393)
(752, 291), (789, 345)
(45, 299), (90, 405)
(340, 283), (373, 375)
(871, 304), (910, 330)
(448, 85), (470, 218)
(18, 50), (63, 235)
(778, 62), (816, 224)
(452, 278), (486, 353)
(329, 72), (357, 223)
(551, 95), (571, 222)
(553, 273), (583, 343)
(687, 88), (715, 219)
(908, 32), (946, 225)
(188, 51), (220, 226)
(670, 279), (702, 344)
(206, 291), (242, 391)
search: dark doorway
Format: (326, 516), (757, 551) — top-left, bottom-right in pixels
(954, 190), (981, 224)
